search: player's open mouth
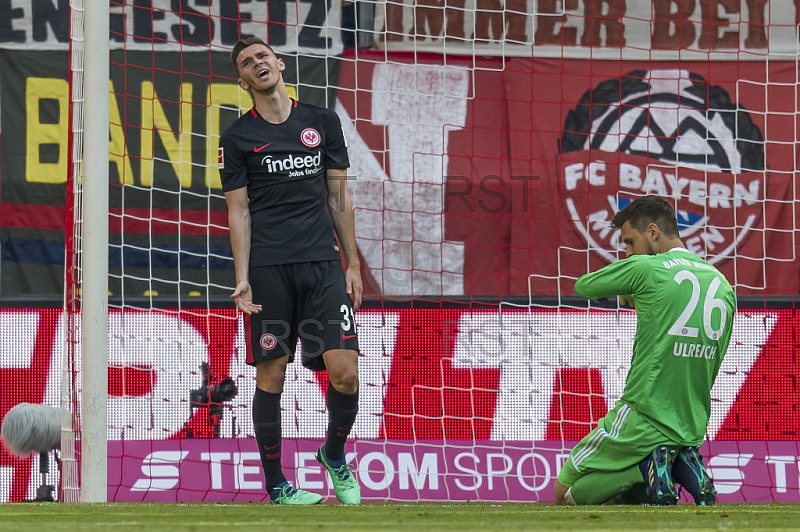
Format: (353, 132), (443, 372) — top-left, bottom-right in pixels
(257, 69), (269, 79)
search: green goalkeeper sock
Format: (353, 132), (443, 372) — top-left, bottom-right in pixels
(569, 465), (644, 505)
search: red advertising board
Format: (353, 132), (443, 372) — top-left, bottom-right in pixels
(1, 307), (798, 501)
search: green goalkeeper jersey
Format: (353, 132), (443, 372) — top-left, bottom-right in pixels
(574, 247), (736, 446)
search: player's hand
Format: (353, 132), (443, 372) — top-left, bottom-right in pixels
(231, 281), (262, 315)
(345, 266), (363, 312)
(618, 294), (635, 308)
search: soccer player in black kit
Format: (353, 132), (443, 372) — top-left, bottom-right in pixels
(219, 38), (362, 505)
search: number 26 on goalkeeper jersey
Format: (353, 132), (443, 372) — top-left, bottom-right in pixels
(574, 247), (736, 447)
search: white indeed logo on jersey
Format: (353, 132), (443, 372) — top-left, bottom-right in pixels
(131, 451), (189, 491)
(261, 150), (322, 177)
(558, 69), (765, 265)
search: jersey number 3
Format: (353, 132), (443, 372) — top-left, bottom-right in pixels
(667, 271), (728, 340)
(340, 304), (355, 332)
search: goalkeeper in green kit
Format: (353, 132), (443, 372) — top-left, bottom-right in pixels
(553, 195), (735, 506)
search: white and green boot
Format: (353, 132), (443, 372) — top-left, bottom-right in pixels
(269, 482), (322, 505)
(316, 445), (361, 505)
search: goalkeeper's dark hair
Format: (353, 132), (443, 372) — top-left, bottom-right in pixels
(231, 38), (276, 76)
(611, 195), (680, 238)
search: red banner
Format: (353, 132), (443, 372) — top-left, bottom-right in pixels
(338, 54), (799, 296)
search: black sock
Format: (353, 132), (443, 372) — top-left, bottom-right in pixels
(253, 387), (285, 491)
(615, 483), (652, 504)
(325, 383), (359, 461)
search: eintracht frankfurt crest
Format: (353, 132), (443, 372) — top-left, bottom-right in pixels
(559, 70), (765, 264)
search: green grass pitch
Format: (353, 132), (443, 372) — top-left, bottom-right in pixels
(0, 503), (798, 531)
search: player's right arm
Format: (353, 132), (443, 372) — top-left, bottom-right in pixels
(225, 187), (262, 315)
(574, 256), (649, 300)
(219, 131), (262, 316)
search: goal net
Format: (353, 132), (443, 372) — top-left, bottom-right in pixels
(53, 0), (800, 503)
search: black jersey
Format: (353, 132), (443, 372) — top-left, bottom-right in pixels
(219, 99), (349, 268)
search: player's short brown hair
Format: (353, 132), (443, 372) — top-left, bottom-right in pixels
(231, 38), (276, 76)
(611, 195), (680, 238)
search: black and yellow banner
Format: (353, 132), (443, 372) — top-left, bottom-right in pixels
(0, 50), (339, 295)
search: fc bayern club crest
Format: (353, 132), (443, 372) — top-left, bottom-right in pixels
(301, 128), (321, 147)
(558, 69), (765, 265)
(260, 333), (277, 351)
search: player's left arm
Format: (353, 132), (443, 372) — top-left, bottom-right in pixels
(327, 168), (362, 312)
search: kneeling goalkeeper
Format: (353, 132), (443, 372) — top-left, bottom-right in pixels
(553, 195), (735, 506)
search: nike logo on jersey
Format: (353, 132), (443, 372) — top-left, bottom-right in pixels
(253, 143), (271, 152)
(342, 334), (357, 340)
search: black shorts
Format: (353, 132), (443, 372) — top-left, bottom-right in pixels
(245, 260), (359, 371)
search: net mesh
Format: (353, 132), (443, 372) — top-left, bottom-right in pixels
(61, 0), (85, 504)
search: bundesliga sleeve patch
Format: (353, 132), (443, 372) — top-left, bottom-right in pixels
(217, 147), (224, 169)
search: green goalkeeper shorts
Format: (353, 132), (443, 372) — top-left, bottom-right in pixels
(557, 401), (681, 487)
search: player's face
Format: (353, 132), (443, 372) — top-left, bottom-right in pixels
(236, 45), (285, 92)
(619, 221), (656, 257)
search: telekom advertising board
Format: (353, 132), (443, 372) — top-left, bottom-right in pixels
(1, 308), (799, 502)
